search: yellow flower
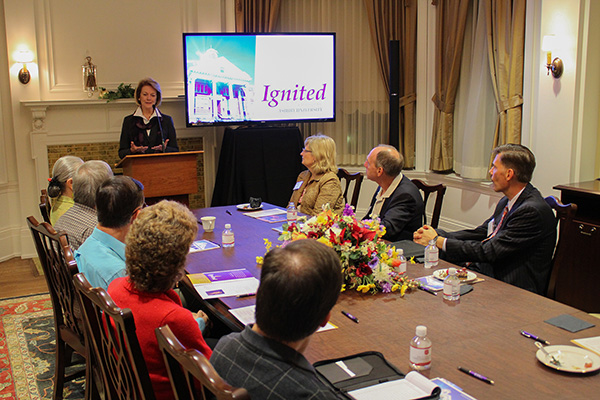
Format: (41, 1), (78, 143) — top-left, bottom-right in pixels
(341, 284), (346, 292)
(292, 232), (308, 240)
(400, 283), (408, 297)
(391, 284), (400, 292)
(256, 256), (264, 264)
(409, 256), (416, 264)
(317, 236), (334, 247)
(263, 238), (273, 252)
(357, 284), (370, 293)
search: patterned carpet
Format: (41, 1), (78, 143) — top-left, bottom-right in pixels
(0, 293), (85, 399)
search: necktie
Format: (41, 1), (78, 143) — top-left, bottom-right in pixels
(483, 206), (508, 242)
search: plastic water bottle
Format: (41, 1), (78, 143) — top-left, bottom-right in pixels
(398, 249), (407, 273)
(222, 224), (235, 248)
(409, 325), (432, 370)
(286, 202), (298, 223)
(443, 268), (460, 301)
(424, 239), (439, 269)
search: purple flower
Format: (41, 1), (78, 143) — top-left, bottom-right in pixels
(368, 256), (378, 269)
(343, 203), (355, 217)
(381, 282), (391, 293)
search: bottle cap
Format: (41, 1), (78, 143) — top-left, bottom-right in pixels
(416, 325), (427, 337)
(448, 267), (457, 275)
(398, 249), (404, 255)
(225, 224), (231, 229)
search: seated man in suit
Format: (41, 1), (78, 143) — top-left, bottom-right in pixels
(75, 176), (144, 290)
(363, 145), (424, 241)
(211, 239), (342, 400)
(54, 160), (114, 250)
(413, 144), (556, 295)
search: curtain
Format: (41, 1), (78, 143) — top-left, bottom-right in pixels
(454, 0), (496, 179)
(278, 0), (389, 165)
(485, 0), (526, 148)
(430, 0), (470, 172)
(235, 0), (281, 32)
(363, 0), (417, 168)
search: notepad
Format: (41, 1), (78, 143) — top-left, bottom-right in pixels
(572, 336), (600, 356)
(189, 240), (220, 253)
(229, 304), (336, 332)
(348, 371), (439, 400)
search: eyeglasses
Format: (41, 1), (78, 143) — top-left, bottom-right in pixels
(302, 148), (312, 153)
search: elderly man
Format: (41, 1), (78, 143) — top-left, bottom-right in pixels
(75, 176), (144, 290)
(54, 160), (113, 250)
(414, 144), (556, 294)
(363, 144), (424, 241)
(210, 239), (342, 399)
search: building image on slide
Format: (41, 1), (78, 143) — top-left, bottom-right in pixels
(186, 48), (254, 123)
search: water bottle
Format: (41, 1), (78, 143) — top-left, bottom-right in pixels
(222, 224), (235, 248)
(409, 325), (432, 370)
(424, 239), (439, 269)
(397, 249), (407, 273)
(286, 202), (298, 223)
(443, 268), (460, 301)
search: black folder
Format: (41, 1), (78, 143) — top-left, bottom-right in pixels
(390, 240), (427, 259)
(313, 351), (440, 399)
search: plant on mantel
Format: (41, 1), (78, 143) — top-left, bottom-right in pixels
(98, 83), (135, 102)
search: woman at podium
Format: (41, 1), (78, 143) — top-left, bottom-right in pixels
(118, 77), (179, 159)
(289, 134), (344, 216)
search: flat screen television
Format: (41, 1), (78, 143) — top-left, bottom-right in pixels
(183, 32), (335, 127)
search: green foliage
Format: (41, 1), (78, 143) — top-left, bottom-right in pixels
(99, 83), (135, 102)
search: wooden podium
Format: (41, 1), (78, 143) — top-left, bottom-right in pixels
(116, 151), (203, 206)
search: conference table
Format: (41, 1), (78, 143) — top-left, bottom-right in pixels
(185, 203), (600, 399)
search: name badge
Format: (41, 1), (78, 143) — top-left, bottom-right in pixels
(487, 219), (494, 236)
(293, 181), (303, 191)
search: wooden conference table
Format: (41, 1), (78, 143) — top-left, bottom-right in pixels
(185, 204), (600, 399)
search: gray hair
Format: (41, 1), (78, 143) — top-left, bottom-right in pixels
(73, 160), (114, 208)
(375, 145), (403, 177)
(48, 156), (83, 198)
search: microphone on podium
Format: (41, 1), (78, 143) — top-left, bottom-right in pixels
(154, 105), (166, 152)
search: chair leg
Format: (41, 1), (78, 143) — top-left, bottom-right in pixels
(53, 338), (66, 400)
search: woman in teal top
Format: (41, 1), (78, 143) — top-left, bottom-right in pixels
(48, 155), (84, 225)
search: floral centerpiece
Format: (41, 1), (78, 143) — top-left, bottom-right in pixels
(259, 204), (420, 295)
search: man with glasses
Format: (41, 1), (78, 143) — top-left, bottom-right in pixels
(75, 176), (145, 290)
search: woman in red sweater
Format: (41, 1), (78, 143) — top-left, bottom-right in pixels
(108, 200), (211, 399)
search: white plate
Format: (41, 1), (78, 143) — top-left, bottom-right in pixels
(236, 203), (263, 211)
(536, 345), (600, 373)
(432, 268), (477, 282)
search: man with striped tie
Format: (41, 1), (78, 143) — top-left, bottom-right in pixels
(413, 144), (556, 295)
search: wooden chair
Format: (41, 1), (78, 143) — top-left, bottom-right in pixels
(26, 216), (91, 400)
(155, 325), (250, 400)
(73, 272), (156, 400)
(40, 189), (52, 224)
(411, 179), (447, 229)
(544, 196), (577, 299)
(337, 168), (364, 210)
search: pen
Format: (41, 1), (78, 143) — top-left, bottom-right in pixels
(341, 310), (359, 323)
(458, 367), (494, 385)
(236, 293), (256, 298)
(226, 210), (232, 215)
(418, 286), (438, 296)
(520, 330), (550, 345)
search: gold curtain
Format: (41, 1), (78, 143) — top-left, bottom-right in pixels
(485, 0), (526, 148)
(235, 0), (281, 32)
(430, 0), (470, 172)
(363, 0), (417, 168)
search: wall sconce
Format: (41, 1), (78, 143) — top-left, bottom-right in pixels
(14, 49), (34, 84)
(542, 35), (563, 78)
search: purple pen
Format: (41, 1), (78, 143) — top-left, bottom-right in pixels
(458, 367), (494, 385)
(520, 330), (550, 345)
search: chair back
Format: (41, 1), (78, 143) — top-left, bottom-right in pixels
(544, 196), (577, 298)
(73, 273), (156, 400)
(40, 189), (52, 224)
(155, 325), (250, 400)
(411, 179), (446, 229)
(337, 168), (364, 210)
(26, 216), (90, 398)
